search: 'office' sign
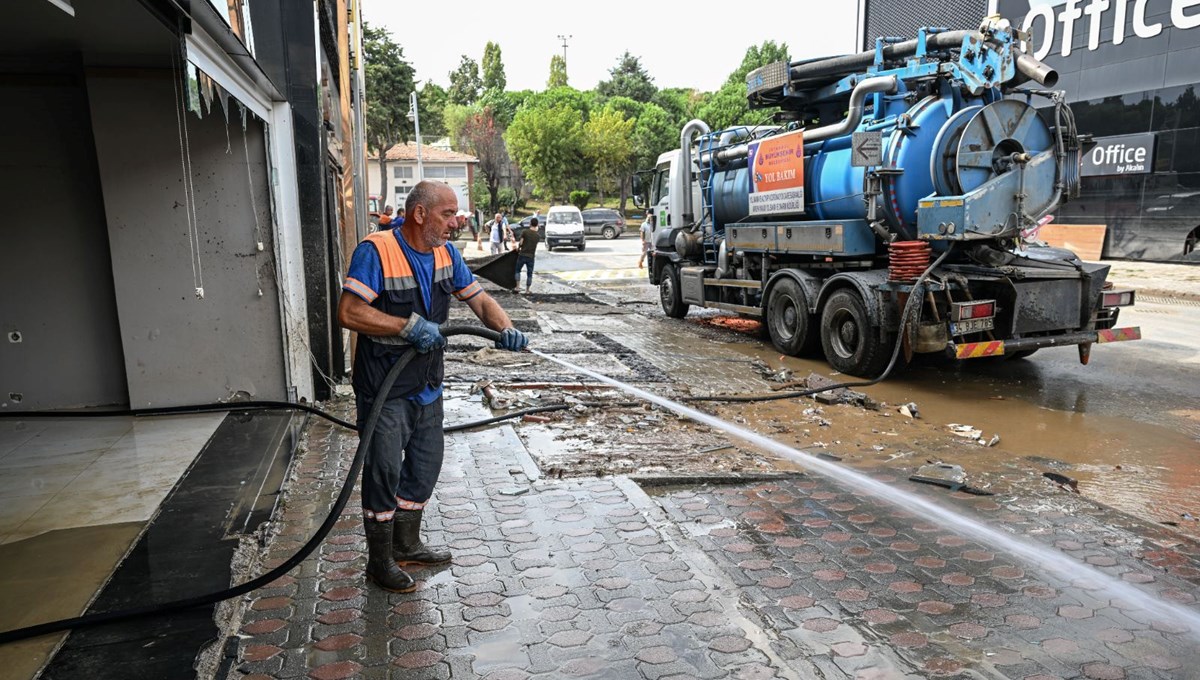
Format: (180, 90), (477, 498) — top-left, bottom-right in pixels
(1081, 133), (1156, 177)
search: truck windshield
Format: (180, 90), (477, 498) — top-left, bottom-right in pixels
(549, 212), (580, 224)
(652, 165), (670, 204)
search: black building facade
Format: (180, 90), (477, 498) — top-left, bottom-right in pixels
(860, 0), (1200, 261)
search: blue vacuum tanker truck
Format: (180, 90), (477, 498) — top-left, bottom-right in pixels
(636, 17), (1141, 378)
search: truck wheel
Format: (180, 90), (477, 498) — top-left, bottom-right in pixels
(820, 289), (890, 378)
(660, 265), (690, 319)
(602, 226), (617, 239)
(767, 278), (818, 356)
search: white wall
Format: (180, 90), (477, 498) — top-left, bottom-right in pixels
(366, 160), (473, 212)
(0, 72), (128, 410)
(87, 72), (288, 408)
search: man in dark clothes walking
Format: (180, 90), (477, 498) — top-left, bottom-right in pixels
(514, 217), (540, 294)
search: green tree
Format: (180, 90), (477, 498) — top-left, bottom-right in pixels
(583, 105), (635, 205)
(653, 88), (695, 128)
(418, 82), (448, 138)
(596, 52), (656, 104)
(547, 54), (568, 89)
(481, 41), (506, 93)
(478, 89), (517, 128)
(529, 86), (590, 119)
(442, 103), (473, 151)
(631, 102), (676, 172)
(697, 41), (789, 129)
(505, 103), (583, 201)
(362, 24), (415, 209)
(448, 55), (482, 105)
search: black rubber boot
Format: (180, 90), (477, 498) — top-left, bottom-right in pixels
(392, 508), (451, 566)
(364, 518), (416, 592)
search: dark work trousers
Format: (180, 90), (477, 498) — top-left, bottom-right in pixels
(515, 255), (535, 288)
(355, 393), (444, 521)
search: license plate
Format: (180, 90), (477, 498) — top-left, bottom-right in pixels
(950, 317), (994, 335)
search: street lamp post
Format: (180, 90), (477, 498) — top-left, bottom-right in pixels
(408, 91), (423, 182)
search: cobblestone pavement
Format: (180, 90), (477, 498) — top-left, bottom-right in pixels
(229, 391), (1200, 679)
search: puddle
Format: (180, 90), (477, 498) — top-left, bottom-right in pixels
(0, 522), (144, 680)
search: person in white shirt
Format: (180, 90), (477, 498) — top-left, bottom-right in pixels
(489, 213), (512, 255)
(638, 214), (656, 269)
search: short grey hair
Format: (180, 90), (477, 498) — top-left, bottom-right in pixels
(405, 180), (451, 216)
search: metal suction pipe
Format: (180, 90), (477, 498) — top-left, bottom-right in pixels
(804, 75), (898, 143)
(680, 119), (711, 227)
(1011, 49), (1059, 87)
(711, 74), (899, 168)
(787, 30), (973, 82)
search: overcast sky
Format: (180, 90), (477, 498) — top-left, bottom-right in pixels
(361, 3), (861, 93)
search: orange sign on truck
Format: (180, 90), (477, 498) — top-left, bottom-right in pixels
(746, 129), (806, 216)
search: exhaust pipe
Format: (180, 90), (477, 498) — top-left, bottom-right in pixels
(679, 119), (711, 227)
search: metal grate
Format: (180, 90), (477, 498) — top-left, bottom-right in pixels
(861, 0), (989, 50)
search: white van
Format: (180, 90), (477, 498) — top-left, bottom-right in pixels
(545, 205), (586, 251)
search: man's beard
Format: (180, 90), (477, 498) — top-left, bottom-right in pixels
(424, 227), (447, 248)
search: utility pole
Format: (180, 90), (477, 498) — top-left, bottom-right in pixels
(408, 91), (423, 182)
(556, 34), (572, 64)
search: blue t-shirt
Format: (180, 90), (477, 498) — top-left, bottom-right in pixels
(343, 230), (481, 404)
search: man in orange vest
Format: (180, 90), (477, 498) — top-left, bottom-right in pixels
(338, 180), (528, 592)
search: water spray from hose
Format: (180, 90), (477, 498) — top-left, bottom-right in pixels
(531, 348), (1200, 639)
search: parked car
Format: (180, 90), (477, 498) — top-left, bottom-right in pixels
(581, 208), (626, 239)
(544, 205), (586, 251)
(510, 214), (542, 242)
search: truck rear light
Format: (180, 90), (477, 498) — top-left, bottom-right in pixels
(950, 300), (996, 321)
(1102, 290), (1135, 307)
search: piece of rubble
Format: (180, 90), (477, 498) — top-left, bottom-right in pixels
(910, 463), (993, 495)
(899, 402), (920, 419)
(913, 463), (966, 485)
(522, 414), (551, 423)
(948, 423), (983, 439)
(984, 434), (1000, 447)
(1042, 471), (1080, 493)
(805, 372), (870, 406)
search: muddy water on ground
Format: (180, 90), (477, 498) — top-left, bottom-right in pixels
(694, 322), (1200, 539)
(0, 522), (144, 680)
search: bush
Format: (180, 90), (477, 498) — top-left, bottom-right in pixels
(470, 179), (489, 210)
(569, 190), (590, 210)
(496, 186), (517, 211)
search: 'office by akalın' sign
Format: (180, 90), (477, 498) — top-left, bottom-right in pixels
(1081, 133), (1156, 176)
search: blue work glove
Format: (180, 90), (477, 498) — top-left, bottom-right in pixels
(495, 327), (528, 352)
(399, 314), (446, 354)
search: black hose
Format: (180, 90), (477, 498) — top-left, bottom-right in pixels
(0, 325), (500, 646)
(0, 266), (954, 644)
(683, 245), (956, 404)
(0, 400), (360, 431)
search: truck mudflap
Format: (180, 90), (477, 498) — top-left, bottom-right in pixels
(953, 326), (1142, 360)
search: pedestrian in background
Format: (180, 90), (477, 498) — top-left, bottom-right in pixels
(488, 212), (510, 255)
(378, 205), (394, 230)
(467, 211), (483, 251)
(514, 217), (540, 294)
(638, 214), (656, 269)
